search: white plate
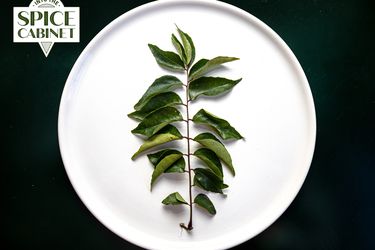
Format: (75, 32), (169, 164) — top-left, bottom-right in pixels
(58, 1), (316, 249)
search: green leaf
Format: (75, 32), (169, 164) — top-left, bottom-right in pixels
(131, 107), (183, 137)
(192, 109), (243, 140)
(194, 133), (235, 176)
(189, 77), (241, 101)
(134, 75), (183, 111)
(189, 59), (208, 78)
(194, 194), (216, 215)
(164, 158), (185, 173)
(162, 192), (188, 205)
(189, 56), (239, 81)
(151, 153), (183, 189)
(193, 168), (227, 193)
(148, 149), (185, 173)
(193, 148), (223, 179)
(176, 26), (195, 66)
(148, 44), (185, 71)
(148, 149), (178, 165)
(171, 34), (187, 65)
(131, 125), (182, 159)
(128, 92), (182, 121)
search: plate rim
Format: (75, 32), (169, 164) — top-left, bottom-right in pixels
(58, 0), (317, 249)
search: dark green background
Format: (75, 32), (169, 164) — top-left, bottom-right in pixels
(2, 0), (374, 249)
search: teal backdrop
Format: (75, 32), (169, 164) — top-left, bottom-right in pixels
(1, 0), (374, 249)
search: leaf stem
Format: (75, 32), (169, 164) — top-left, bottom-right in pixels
(182, 68), (194, 231)
(182, 136), (193, 140)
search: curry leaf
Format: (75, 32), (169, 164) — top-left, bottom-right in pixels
(176, 26), (195, 66)
(148, 149), (179, 165)
(148, 44), (185, 71)
(193, 148), (223, 179)
(130, 26), (242, 227)
(151, 153), (183, 189)
(194, 133), (235, 176)
(164, 158), (185, 173)
(194, 194), (216, 215)
(128, 92), (182, 121)
(162, 192), (188, 205)
(189, 59), (208, 78)
(193, 168), (228, 193)
(131, 107), (183, 137)
(148, 149), (185, 173)
(192, 109), (243, 140)
(131, 125), (182, 159)
(189, 77), (242, 101)
(189, 56), (239, 81)
(134, 75), (183, 110)
(171, 34), (187, 65)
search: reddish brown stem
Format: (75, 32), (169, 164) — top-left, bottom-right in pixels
(180, 69), (193, 231)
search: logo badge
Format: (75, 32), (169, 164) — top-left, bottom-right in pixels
(13, 0), (80, 57)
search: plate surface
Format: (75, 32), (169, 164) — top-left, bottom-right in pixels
(58, 1), (316, 249)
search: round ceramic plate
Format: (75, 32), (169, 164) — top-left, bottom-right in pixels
(58, 1), (316, 249)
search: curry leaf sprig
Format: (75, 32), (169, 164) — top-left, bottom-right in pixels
(128, 26), (242, 231)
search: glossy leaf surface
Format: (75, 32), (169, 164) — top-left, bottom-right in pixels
(128, 92), (182, 121)
(194, 133), (235, 176)
(131, 107), (183, 137)
(131, 125), (182, 159)
(194, 194), (216, 215)
(189, 56), (239, 81)
(162, 192), (188, 205)
(134, 75), (183, 110)
(151, 153), (182, 189)
(192, 109), (243, 140)
(171, 34), (187, 65)
(193, 168), (227, 193)
(189, 77), (242, 101)
(189, 59), (208, 78)
(193, 148), (223, 179)
(176, 26), (195, 66)
(148, 44), (185, 71)
(148, 149), (185, 173)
